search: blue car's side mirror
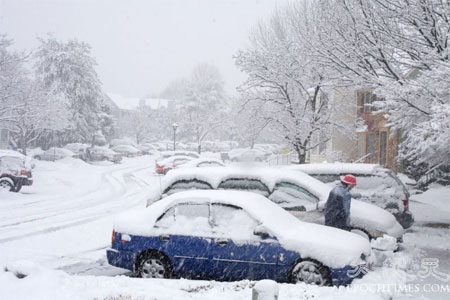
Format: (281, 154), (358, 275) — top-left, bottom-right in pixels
(253, 225), (273, 240)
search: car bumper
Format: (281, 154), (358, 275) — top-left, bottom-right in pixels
(106, 248), (136, 272)
(330, 264), (367, 286)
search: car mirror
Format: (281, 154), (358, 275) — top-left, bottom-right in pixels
(253, 225), (273, 240)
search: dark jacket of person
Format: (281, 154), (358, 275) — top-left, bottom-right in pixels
(324, 182), (351, 230)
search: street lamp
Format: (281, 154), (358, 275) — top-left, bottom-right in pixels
(172, 122), (178, 151)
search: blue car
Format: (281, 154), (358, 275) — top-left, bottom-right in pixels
(107, 190), (374, 286)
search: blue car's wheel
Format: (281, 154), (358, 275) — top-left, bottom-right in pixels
(289, 259), (331, 286)
(136, 251), (172, 279)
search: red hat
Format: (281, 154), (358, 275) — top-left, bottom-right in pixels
(341, 174), (357, 186)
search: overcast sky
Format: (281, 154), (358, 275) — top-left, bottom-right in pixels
(0, 0), (290, 98)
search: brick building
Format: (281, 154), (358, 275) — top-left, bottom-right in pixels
(354, 89), (401, 172)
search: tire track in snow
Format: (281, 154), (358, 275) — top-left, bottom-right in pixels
(0, 158), (158, 243)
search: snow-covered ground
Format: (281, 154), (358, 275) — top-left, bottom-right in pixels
(0, 158), (448, 299)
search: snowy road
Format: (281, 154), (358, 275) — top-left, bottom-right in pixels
(0, 156), (160, 273)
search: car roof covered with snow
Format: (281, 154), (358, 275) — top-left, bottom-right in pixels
(287, 163), (386, 175)
(178, 157), (225, 168)
(45, 147), (75, 156)
(114, 190), (372, 268)
(159, 150), (200, 159)
(161, 166), (329, 202)
(112, 145), (140, 152)
(0, 150), (26, 159)
(157, 155), (194, 166)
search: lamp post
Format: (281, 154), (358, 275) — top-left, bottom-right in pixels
(172, 122), (178, 151)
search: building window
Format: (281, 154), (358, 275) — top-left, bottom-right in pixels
(366, 133), (375, 159)
(357, 91), (376, 113)
(357, 133), (365, 158)
(379, 131), (387, 166)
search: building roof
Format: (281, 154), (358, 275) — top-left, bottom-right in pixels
(107, 93), (172, 111)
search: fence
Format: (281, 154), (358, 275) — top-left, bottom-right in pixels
(268, 153), (295, 166)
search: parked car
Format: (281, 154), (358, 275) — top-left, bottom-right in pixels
(111, 145), (142, 157)
(149, 167), (404, 242)
(33, 147), (77, 161)
(64, 143), (89, 154)
(87, 147), (122, 163)
(137, 143), (159, 155)
(108, 190), (373, 285)
(158, 151), (200, 160)
(286, 163), (414, 229)
(178, 157), (225, 168)
(109, 139), (137, 147)
(0, 150), (33, 192)
(228, 148), (267, 162)
(155, 155), (194, 175)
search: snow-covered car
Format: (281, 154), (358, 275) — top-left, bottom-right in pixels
(109, 139), (137, 147)
(0, 150), (33, 192)
(149, 167), (404, 241)
(286, 163), (414, 229)
(64, 143), (89, 154)
(108, 190), (373, 285)
(158, 150), (200, 160)
(137, 143), (159, 155)
(155, 155), (194, 175)
(87, 147), (122, 163)
(228, 148), (267, 162)
(111, 145), (142, 157)
(178, 157), (225, 169)
(33, 147), (77, 161)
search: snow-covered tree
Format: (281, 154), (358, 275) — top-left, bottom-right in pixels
(8, 78), (69, 154)
(315, 0), (450, 177)
(34, 36), (112, 144)
(235, 5), (352, 163)
(0, 35), (26, 123)
(178, 63), (228, 153)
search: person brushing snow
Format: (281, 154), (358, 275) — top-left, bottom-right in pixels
(324, 174), (357, 230)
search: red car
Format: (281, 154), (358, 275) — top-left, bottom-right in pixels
(155, 155), (194, 175)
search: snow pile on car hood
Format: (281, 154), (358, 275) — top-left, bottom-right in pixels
(114, 190), (372, 268)
(349, 200), (404, 238)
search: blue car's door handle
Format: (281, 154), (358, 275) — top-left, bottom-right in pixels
(159, 235), (170, 242)
(215, 239), (228, 246)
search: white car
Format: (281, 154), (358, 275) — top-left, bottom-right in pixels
(111, 145), (142, 157)
(286, 163), (414, 229)
(137, 143), (159, 155)
(228, 148), (267, 162)
(155, 155), (194, 175)
(64, 143), (89, 154)
(158, 151), (200, 160)
(148, 167), (404, 242)
(87, 147), (122, 163)
(111, 190), (373, 285)
(178, 158), (225, 168)
(33, 148), (77, 161)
